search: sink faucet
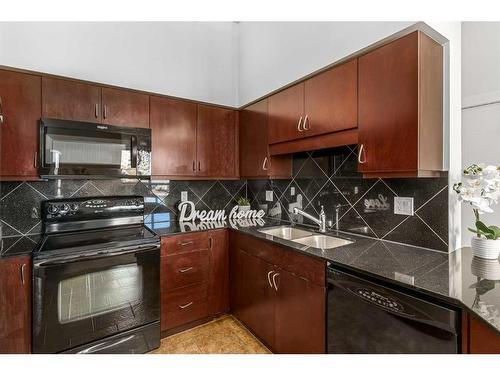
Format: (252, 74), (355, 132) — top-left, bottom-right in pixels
(293, 206), (326, 233)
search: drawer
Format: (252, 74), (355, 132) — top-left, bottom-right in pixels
(161, 283), (208, 331)
(162, 250), (209, 291)
(161, 232), (209, 256)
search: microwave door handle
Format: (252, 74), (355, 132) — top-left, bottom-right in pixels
(131, 135), (138, 168)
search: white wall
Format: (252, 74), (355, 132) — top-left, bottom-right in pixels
(0, 22), (239, 106)
(237, 21), (414, 105)
(461, 22), (500, 246)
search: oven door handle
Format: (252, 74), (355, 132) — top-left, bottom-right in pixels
(33, 243), (159, 267)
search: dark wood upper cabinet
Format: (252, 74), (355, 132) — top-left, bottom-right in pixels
(358, 31), (443, 178)
(42, 77), (102, 123)
(207, 229), (230, 316)
(304, 59), (358, 137)
(274, 267), (325, 354)
(0, 70), (41, 179)
(196, 104), (237, 178)
(101, 87), (149, 128)
(150, 96), (197, 176)
(0, 256), (31, 354)
(239, 99), (291, 179)
(268, 83), (304, 144)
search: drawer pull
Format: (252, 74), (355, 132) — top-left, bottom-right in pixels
(179, 301), (194, 309)
(179, 241), (194, 246)
(178, 267), (194, 273)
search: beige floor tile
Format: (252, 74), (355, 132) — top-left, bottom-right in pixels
(153, 315), (271, 354)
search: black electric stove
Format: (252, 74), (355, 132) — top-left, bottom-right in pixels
(32, 196), (160, 354)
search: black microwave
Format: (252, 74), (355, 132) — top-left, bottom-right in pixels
(39, 118), (151, 179)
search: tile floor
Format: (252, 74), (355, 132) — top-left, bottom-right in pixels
(152, 315), (271, 354)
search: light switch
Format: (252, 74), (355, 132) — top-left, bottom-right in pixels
(290, 187), (295, 196)
(265, 190), (274, 202)
(181, 191), (188, 202)
(394, 197), (414, 215)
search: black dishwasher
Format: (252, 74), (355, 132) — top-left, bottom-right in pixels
(327, 266), (459, 354)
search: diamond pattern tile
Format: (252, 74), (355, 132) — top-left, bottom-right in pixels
(0, 183), (45, 234)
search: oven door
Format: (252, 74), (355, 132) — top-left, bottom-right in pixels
(39, 118), (138, 178)
(33, 243), (160, 354)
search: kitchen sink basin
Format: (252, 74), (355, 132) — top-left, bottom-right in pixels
(257, 226), (313, 240)
(292, 235), (353, 250)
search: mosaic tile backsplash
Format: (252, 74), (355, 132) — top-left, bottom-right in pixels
(0, 145), (449, 255)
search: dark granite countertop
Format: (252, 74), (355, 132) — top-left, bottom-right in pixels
(2, 217), (499, 335)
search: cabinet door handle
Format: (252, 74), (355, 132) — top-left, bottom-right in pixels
(21, 264), (26, 285)
(178, 267), (194, 273)
(192, 160), (195, 172)
(103, 104), (107, 119)
(198, 161), (201, 171)
(179, 302), (194, 309)
(33, 151), (38, 168)
(179, 240), (194, 246)
(297, 116), (304, 132)
(303, 115), (309, 130)
(267, 271), (274, 288)
(272, 272), (280, 291)
(262, 156), (268, 171)
(358, 144), (367, 164)
(0, 96), (4, 124)
(209, 237), (213, 249)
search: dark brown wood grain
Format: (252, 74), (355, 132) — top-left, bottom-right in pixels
(0, 70), (40, 179)
(42, 77), (102, 123)
(101, 87), (149, 128)
(358, 31), (419, 174)
(468, 313), (500, 354)
(161, 283), (209, 331)
(274, 267), (326, 353)
(150, 96), (197, 176)
(0, 256), (31, 353)
(207, 229), (230, 316)
(268, 83), (304, 144)
(162, 250), (209, 291)
(161, 232), (209, 256)
(304, 59), (358, 137)
(196, 104), (237, 178)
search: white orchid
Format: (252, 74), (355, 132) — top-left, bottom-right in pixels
(454, 164), (500, 240)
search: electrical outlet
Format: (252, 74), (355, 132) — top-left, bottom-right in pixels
(265, 190), (273, 202)
(290, 187), (295, 196)
(181, 191), (188, 202)
(394, 197), (414, 215)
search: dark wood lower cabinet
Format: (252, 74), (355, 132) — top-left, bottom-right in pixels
(0, 256), (31, 354)
(464, 312), (500, 354)
(274, 268), (325, 354)
(230, 231), (326, 353)
(207, 229), (230, 316)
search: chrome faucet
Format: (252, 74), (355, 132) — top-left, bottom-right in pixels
(293, 206), (326, 233)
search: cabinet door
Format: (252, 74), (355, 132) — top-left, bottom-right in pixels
(274, 268), (325, 353)
(358, 32), (419, 173)
(268, 83), (304, 144)
(196, 105), (237, 178)
(208, 229), (229, 316)
(101, 87), (149, 128)
(150, 96), (197, 176)
(304, 60), (358, 137)
(469, 314), (500, 354)
(233, 250), (275, 348)
(0, 70), (41, 178)
(42, 77), (101, 123)
(0, 256), (31, 353)
(239, 99), (269, 178)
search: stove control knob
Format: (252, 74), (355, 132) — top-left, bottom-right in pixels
(70, 203), (79, 211)
(47, 204), (59, 214)
(60, 204), (70, 213)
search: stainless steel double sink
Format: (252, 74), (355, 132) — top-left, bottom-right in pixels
(257, 225), (353, 250)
